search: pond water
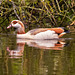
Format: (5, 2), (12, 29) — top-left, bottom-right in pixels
(0, 33), (75, 75)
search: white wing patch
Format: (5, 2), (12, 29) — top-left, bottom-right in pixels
(34, 30), (58, 39)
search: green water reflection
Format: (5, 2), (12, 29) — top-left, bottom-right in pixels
(0, 34), (75, 75)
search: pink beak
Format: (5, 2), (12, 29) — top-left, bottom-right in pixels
(7, 24), (12, 29)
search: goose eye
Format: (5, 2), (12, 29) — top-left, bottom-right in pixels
(13, 21), (17, 24)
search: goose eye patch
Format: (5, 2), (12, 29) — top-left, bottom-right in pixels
(13, 21), (17, 24)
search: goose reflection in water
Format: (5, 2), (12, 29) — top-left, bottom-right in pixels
(7, 39), (66, 58)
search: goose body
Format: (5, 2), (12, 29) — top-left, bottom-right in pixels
(7, 20), (69, 39)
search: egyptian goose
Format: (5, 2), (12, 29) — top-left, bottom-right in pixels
(7, 20), (69, 39)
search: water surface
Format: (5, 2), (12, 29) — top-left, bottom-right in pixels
(0, 33), (75, 75)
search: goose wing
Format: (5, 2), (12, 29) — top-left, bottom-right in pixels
(27, 28), (64, 35)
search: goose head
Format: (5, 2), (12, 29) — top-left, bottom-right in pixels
(7, 20), (25, 34)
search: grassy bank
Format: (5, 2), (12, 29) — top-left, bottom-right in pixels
(0, 0), (75, 32)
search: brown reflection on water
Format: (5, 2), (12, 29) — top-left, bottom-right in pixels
(6, 39), (66, 58)
(7, 43), (25, 58)
(0, 34), (75, 75)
